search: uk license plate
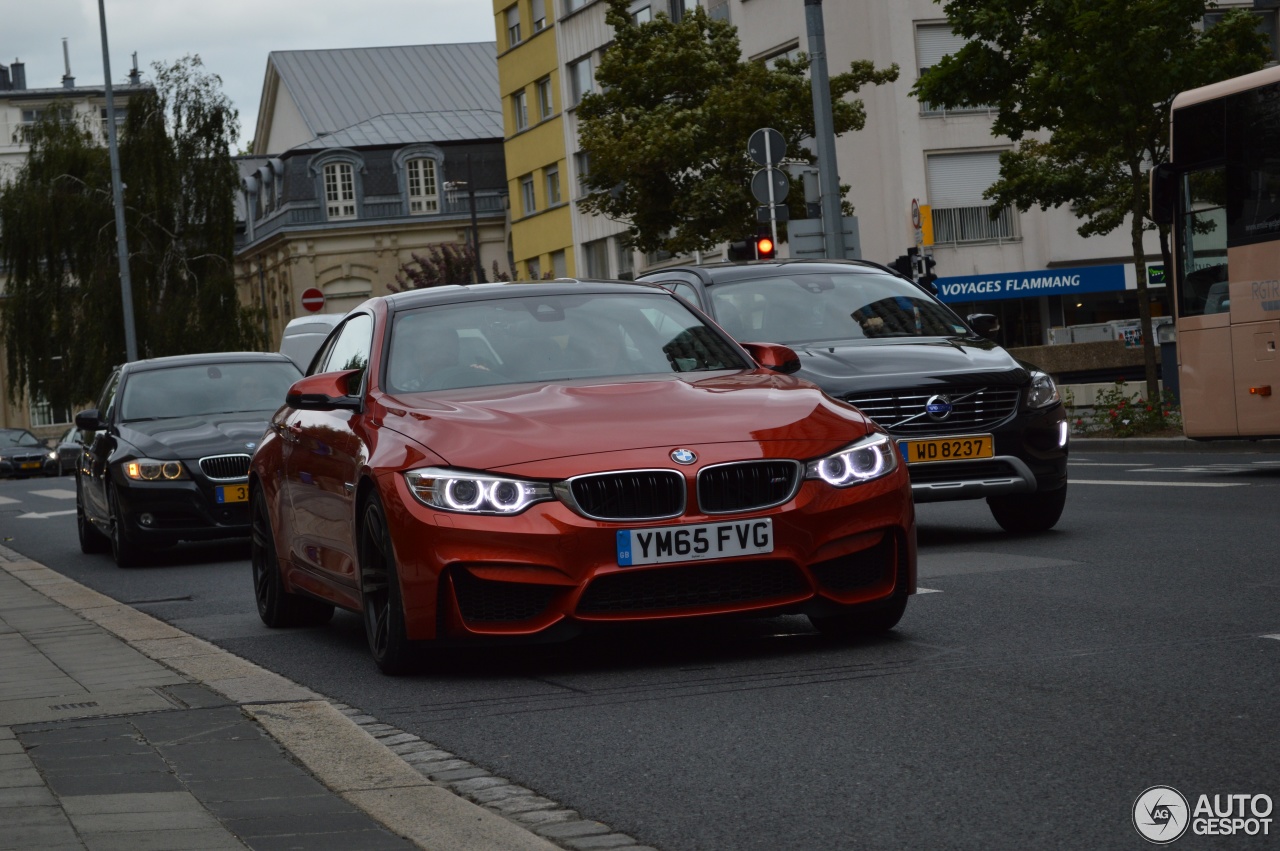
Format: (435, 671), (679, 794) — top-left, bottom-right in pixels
(897, 434), (994, 464)
(617, 518), (773, 567)
(216, 484), (249, 504)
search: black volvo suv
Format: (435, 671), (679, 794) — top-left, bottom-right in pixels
(637, 260), (1068, 533)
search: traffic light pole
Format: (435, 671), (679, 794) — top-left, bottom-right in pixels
(99, 0), (138, 363)
(805, 0), (844, 260)
(764, 132), (779, 256)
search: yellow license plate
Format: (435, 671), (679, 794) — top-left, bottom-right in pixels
(216, 484), (248, 504)
(20, 461), (41, 470)
(897, 435), (994, 464)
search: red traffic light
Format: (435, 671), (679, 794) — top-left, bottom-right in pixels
(755, 235), (775, 259)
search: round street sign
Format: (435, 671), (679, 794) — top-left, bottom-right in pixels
(751, 167), (790, 205)
(911, 198), (921, 229)
(748, 127), (786, 166)
(301, 288), (325, 313)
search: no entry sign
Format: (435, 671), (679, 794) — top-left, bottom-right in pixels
(301, 288), (325, 312)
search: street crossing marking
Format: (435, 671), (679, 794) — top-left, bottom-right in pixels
(1263, 635), (1280, 642)
(0, 496), (18, 505)
(30, 489), (75, 500)
(17, 510), (76, 520)
(1071, 479), (1247, 488)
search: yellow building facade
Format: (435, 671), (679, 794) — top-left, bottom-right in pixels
(495, 0), (576, 279)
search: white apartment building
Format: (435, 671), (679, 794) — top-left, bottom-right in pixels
(551, 0), (1274, 347)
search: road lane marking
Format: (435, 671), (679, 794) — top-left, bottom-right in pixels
(17, 510), (76, 519)
(1070, 479), (1247, 488)
(30, 489), (75, 500)
(1263, 635), (1280, 641)
(1068, 462), (1152, 467)
(0, 496), (19, 505)
(917, 588), (943, 594)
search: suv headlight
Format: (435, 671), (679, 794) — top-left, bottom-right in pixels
(404, 467), (553, 515)
(805, 433), (898, 487)
(123, 458), (189, 481)
(1027, 369), (1060, 409)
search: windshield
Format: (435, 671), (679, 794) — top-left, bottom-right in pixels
(385, 291), (749, 393)
(708, 271), (971, 345)
(0, 429), (41, 448)
(119, 361), (302, 422)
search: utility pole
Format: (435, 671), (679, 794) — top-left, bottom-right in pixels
(98, 0), (138, 362)
(466, 154), (482, 283)
(805, 0), (844, 260)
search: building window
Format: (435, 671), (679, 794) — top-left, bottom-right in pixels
(632, 4), (652, 24)
(30, 394), (71, 427)
(568, 57), (594, 106)
(926, 151), (1018, 244)
(584, 238), (609, 277)
(915, 23), (993, 116)
(551, 249), (567, 278)
(706, 0), (729, 22)
(406, 158), (439, 214)
(527, 258), (542, 280)
(513, 90), (529, 131)
(545, 166), (561, 205)
(1205, 9), (1279, 61)
(99, 107), (125, 142)
(323, 162), (357, 220)
(537, 77), (555, 119)
(532, 0), (547, 31)
(506, 4), (522, 47)
(565, 0), (589, 13)
(574, 150), (593, 194)
(763, 43), (801, 70)
(521, 174), (537, 215)
(615, 239), (634, 279)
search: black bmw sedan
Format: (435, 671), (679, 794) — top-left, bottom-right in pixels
(75, 352), (302, 566)
(637, 260), (1069, 533)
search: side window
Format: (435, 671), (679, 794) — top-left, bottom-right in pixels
(320, 314), (374, 391)
(1177, 166), (1229, 318)
(664, 281), (702, 308)
(96, 369), (122, 423)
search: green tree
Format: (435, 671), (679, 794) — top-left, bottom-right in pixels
(914, 0), (1268, 398)
(0, 55), (261, 414)
(577, 0), (898, 256)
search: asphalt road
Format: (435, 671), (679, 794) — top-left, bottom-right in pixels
(2, 450), (1278, 850)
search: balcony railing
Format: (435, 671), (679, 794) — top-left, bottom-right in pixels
(930, 204), (1020, 245)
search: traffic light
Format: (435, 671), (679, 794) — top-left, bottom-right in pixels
(919, 254), (938, 293)
(890, 254), (914, 279)
(727, 240), (754, 262)
(755, 228), (776, 260)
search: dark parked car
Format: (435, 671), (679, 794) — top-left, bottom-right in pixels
(251, 282), (916, 673)
(50, 425), (83, 475)
(637, 260), (1069, 533)
(75, 353), (302, 566)
(0, 427), (56, 478)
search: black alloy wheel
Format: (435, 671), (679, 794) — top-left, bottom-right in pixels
(987, 483), (1068, 534)
(809, 542), (910, 639)
(251, 488), (333, 628)
(76, 477), (110, 555)
(359, 495), (416, 675)
(107, 486), (143, 568)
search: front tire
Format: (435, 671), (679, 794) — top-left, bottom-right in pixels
(987, 483), (1067, 534)
(809, 594), (908, 639)
(108, 486), (144, 568)
(359, 495), (416, 676)
(251, 489), (333, 628)
(76, 478), (110, 554)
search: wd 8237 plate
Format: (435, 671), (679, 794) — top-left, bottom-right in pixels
(897, 434), (994, 464)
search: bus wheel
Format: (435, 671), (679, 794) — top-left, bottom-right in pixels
(987, 484), (1067, 534)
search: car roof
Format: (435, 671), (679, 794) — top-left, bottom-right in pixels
(382, 279), (670, 312)
(122, 351), (299, 374)
(640, 259), (895, 284)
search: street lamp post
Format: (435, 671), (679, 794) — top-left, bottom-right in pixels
(98, 0), (138, 362)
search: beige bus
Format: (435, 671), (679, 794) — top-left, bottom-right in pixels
(1151, 65), (1280, 440)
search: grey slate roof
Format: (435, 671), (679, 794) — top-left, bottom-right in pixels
(269, 43), (500, 140)
(296, 109), (504, 150)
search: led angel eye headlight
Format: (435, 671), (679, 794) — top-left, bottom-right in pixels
(405, 468), (552, 515)
(805, 434), (897, 488)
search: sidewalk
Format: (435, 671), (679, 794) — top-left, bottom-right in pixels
(1071, 436), (1280, 453)
(0, 549), (571, 851)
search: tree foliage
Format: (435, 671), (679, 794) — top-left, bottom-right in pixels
(914, 0), (1269, 395)
(0, 55), (261, 413)
(577, 0), (898, 255)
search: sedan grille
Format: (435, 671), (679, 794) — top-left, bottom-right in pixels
(698, 460), (801, 514)
(568, 470), (685, 521)
(199, 454), (251, 481)
(576, 560), (808, 615)
(846, 386), (1020, 436)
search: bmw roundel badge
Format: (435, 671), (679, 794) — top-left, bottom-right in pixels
(671, 448), (697, 465)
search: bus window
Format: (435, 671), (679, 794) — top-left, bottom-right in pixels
(1178, 167), (1229, 317)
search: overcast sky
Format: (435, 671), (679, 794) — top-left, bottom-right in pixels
(5, 0), (496, 148)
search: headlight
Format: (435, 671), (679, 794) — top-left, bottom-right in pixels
(404, 467), (553, 515)
(1027, 369), (1060, 408)
(805, 433), (898, 487)
(48, 451), (58, 460)
(123, 458), (189, 481)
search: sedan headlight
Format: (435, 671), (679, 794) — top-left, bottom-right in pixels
(805, 433), (898, 487)
(404, 467), (553, 515)
(1027, 369), (1060, 408)
(123, 458), (189, 481)
(48, 450), (58, 460)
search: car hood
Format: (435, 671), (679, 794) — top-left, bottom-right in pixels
(0, 446), (47, 459)
(117, 412), (273, 459)
(789, 337), (1030, 397)
(379, 372), (870, 469)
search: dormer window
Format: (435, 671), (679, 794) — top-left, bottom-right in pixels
(324, 162), (356, 219)
(406, 158), (439, 214)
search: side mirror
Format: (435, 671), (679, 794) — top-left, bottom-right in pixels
(967, 314), (1000, 339)
(1150, 162), (1176, 226)
(74, 409), (100, 431)
(285, 370), (363, 411)
(741, 342), (802, 375)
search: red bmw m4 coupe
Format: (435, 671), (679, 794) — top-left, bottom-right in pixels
(250, 280), (916, 673)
